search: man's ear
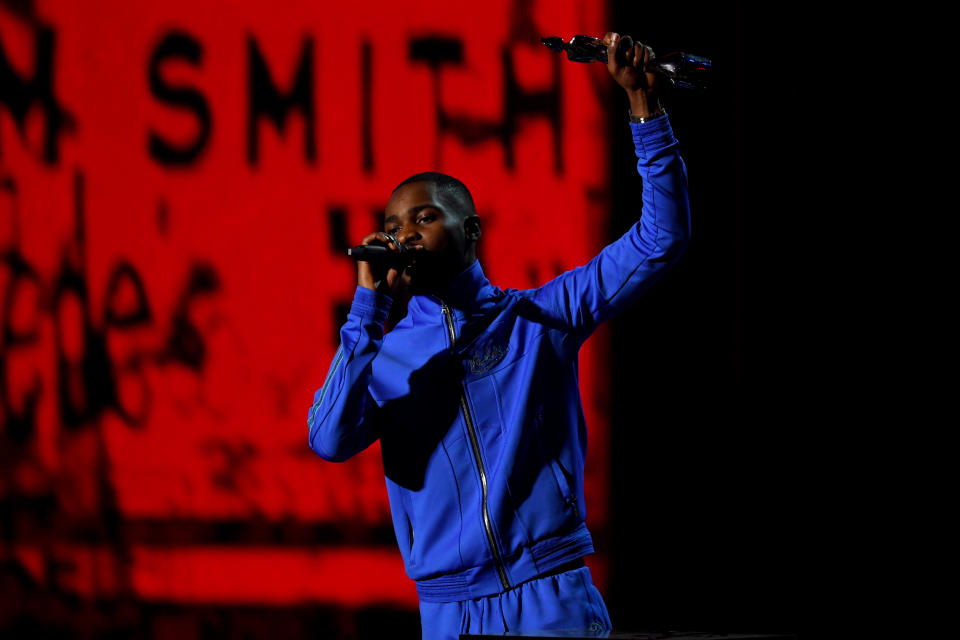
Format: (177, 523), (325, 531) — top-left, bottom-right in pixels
(464, 215), (482, 242)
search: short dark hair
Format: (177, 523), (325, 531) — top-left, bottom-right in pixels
(392, 171), (477, 220)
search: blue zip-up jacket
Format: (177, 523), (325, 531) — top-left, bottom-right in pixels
(308, 115), (690, 603)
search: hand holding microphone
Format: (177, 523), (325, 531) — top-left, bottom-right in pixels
(348, 236), (412, 266)
(352, 232), (417, 297)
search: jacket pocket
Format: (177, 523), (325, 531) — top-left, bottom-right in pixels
(548, 458), (579, 519)
(407, 514), (416, 560)
(399, 491), (417, 567)
(535, 409), (579, 520)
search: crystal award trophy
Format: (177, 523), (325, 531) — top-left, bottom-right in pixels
(541, 35), (711, 91)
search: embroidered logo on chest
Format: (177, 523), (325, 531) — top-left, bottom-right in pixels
(468, 343), (509, 374)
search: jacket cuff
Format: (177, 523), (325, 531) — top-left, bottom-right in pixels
(350, 286), (393, 325)
(629, 114), (676, 163)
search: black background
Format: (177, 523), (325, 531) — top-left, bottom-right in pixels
(606, 4), (818, 635)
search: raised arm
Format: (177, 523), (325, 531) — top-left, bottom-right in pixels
(526, 33), (691, 340)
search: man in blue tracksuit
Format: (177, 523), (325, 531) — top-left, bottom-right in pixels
(307, 33), (690, 638)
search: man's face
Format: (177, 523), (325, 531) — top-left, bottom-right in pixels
(384, 181), (474, 294)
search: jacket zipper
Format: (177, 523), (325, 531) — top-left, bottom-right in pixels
(442, 301), (510, 591)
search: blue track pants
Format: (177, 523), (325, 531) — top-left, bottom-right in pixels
(418, 566), (612, 639)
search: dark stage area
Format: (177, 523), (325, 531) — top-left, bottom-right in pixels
(606, 4), (807, 636)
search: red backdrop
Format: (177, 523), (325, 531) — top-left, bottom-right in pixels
(1, 0), (611, 615)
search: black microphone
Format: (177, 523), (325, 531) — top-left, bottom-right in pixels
(347, 244), (412, 266)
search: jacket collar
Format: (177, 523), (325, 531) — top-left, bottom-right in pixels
(408, 260), (502, 322)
